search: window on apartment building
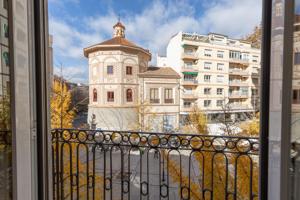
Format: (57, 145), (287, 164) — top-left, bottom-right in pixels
(242, 53), (250, 61)
(217, 100), (223, 107)
(204, 88), (211, 95)
(204, 49), (212, 57)
(126, 66), (132, 75)
(107, 91), (114, 102)
(217, 75), (224, 83)
(150, 88), (159, 103)
(253, 55), (259, 63)
(217, 63), (224, 70)
(126, 89), (133, 102)
(204, 100), (211, 107)
(93, 88), (97, 102)
(229, 50), (241, 60)
(107, 65), (114, 74)
(164, 88), (173, 103)
(217, 51), (224, 58)
(294, 52), (300, 65)
(204, 75), (211, 82)
(241, 87), (248, 95)
(204, 62), (212, 70)
(217, 88), (223, 95)
(184, 101), (191, 108)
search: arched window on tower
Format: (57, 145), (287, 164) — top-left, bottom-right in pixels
(126, 89), (133, 102)
(93, 88), (97, 102)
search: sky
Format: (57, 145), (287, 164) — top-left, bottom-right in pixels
(48, 0), (262, 83)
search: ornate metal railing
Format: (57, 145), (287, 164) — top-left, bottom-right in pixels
(52, 129), (259, 200)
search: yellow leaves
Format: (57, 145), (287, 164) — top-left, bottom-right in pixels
(0, 95), (10, 129)
(188, 106), (208, 134)
(58, 142), (103, 199)
(240, 117), (260, 136)
(51, 79), (75, 129)
(163, 151), (201, 200)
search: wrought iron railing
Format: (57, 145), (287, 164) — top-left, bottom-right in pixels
(52, 129), (259, 200)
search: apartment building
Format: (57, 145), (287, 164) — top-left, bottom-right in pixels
(84, 21), (180, 131)
(158, 32), (261, 121)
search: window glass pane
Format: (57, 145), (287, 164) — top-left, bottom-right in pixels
(291, 1), (300, 199)
(107, 65), (113, 74)
(0, 1), (11, 198)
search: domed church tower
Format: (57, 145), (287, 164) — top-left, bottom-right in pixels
(84, 21), (151, 130)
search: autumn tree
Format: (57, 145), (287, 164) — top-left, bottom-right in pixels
(0, 94), (10, 130)
(240, 115), (260, 136)
(164, 106), (259, 200)
(51, 78), (75, 129)
(51, 78), (103, 199)
(245, 25), (262, 48)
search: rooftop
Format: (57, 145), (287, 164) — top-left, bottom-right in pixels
(138, 66), (180, 79)
(83, 21), (151, 58)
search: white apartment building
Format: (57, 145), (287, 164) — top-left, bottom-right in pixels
(84, 21), (180, 131)
(159, 32), (261, 121)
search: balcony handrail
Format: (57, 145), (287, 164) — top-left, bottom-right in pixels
(52, 128), (259, 200)
(52, 128), (259, 143)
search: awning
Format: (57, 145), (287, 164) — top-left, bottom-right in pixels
(182, 71), (198, 75)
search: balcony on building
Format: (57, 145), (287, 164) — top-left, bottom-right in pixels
(229, 68), (250, 77)
(229, 51), (250, 66)
(181, 64), (198, 73)
(182, 72), (198, 85)
(251, 68), (260, 78)
(182, 92), (198, 100)
(228, 91), (249, 99)
(182, 79), (198, 86)
(181, 50), (198, 60)
(229, 103), (251, 110)
(228, 80), (249, 87)
(229, 58), (250, 66)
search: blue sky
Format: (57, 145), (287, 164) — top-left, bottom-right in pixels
(49, 0), (262, 83)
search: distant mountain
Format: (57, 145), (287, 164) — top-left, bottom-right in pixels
(244, 25), (262, 49)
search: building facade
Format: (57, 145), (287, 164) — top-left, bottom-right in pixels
(159, 32), (261, 121)
(84, 22), (180, 131)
